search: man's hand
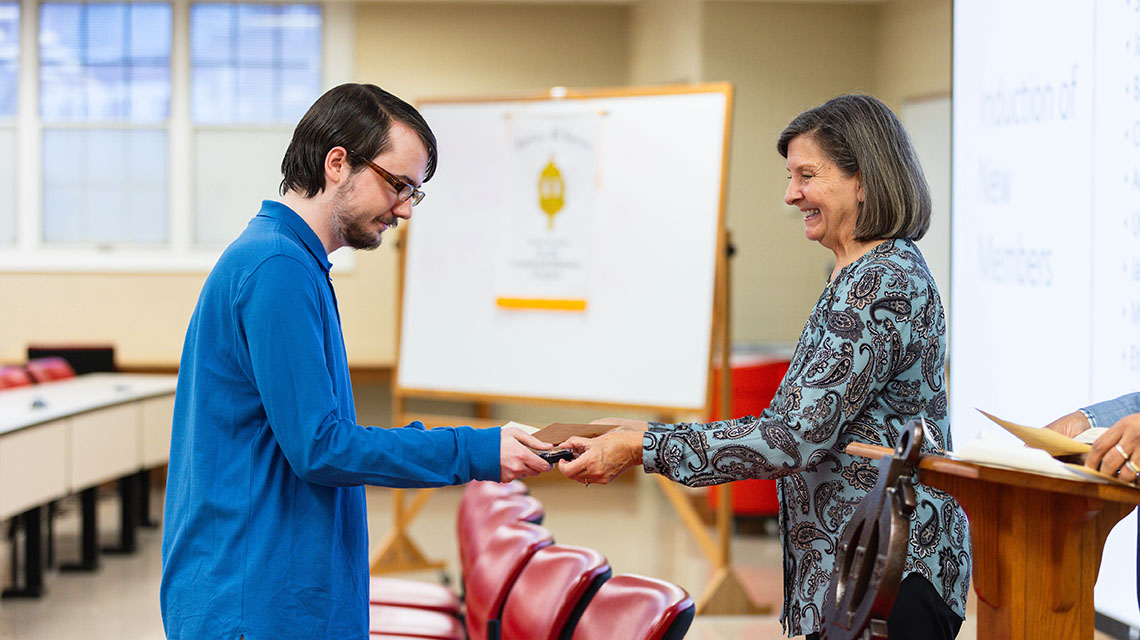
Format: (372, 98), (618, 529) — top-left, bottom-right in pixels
(500, 427), (553, 482)
(557, 431), (644, 485)
(1043, 410), (1092, 439)
(1087, 414), (1140, 483)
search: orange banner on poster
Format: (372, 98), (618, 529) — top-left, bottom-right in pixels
(495, 297), (587, 312)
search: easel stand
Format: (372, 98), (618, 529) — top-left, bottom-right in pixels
(367, 486), (444, 575)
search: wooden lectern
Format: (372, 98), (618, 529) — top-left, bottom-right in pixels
(848, 443), (1140, 640)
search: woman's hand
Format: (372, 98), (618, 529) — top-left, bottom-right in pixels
(1086, 414), (1140, 483)
(557, 431), (644, 485)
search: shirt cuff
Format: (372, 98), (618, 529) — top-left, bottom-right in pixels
(463, 425), (502, 482)
(641, 422), (671, 475)
(1082, 392), (1140, 431)
(1077, 408), (1096, 429)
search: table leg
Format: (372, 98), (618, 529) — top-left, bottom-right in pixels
(103, 475), (139, 554)
(60, 488), (99, 572)
(139, 470), (159, 528)
(2, 507), (45, 599)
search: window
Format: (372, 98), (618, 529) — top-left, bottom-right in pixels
(191, 3), (320, 248)
(40, 3), (171, 121)
(0, 2), (17, 246)
(0, 2), (16, 116)
(39, 2), (171, 246)
(42, 128), (167, 244)
(190, 3), (320, 125)
(0, 0), (344, 270)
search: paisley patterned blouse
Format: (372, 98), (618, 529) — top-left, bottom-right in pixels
(642, 239), (971, 637)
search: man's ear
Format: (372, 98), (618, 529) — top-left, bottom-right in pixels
(324, 146), (350, 186)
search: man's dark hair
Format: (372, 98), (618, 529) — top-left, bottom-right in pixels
(777, 94), (931, 241)
(280, 83), (438, 198)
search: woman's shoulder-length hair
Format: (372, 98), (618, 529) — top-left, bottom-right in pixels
(776, 94), (931, 242)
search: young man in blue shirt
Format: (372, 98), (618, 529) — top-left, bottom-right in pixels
(160, 83), (552, 640)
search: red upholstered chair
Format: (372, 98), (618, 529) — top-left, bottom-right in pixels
(499, 545), (611, 640)
(570, 574), (695, 640)
(371, 522), (553, 639)
(458, 494), (544, 579)
(368, 577), (463, 616)
(370, 635), (455, 640)
(25, 356), (76, 383)
(463, 522), (555, 640)
(368, 490), (543, 615)
(0, 365), (32, 389)
(456, 480), (528, 530)
(369, 604), (465, 639)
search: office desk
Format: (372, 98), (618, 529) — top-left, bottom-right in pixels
(849, 442), (1140, 640)
(0, 373), (176, 596)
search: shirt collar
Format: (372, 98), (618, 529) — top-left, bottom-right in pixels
(256, 200), (333, 273)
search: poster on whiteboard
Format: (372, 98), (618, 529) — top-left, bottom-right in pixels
(496, 110), (601, 312)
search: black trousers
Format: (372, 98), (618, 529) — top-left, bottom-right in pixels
(805, 573), (964, 640)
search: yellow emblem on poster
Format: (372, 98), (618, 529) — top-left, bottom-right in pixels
(538, 160), (565, 229)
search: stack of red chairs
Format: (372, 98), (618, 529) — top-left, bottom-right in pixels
(0, 365), (33, 389)
(369, 481), (540, 616)
(0, 357), (77, 389)
(367, 480), (696, 639)
(369, 521), (553, 639)
(24, 356), (76, 383)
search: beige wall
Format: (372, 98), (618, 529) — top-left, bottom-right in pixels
(0, 272), (204, 367)
(629, 0), (702, 85)
(0, 0), (951, 368)
(703, 1), (879, 345)
(873, 0), (952, 110)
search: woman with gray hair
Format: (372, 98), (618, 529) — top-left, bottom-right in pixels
(558, 94), (970, 639)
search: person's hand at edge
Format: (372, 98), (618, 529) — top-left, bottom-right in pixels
(1086, 413), (1140, 483)
(591, 417), (649, 432)
(557, 431), (644, 485)
(1043, 410), (1092, 439)
(500, 427), (553, 482)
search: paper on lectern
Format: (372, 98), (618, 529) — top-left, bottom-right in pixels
(950, 410), (1125, 486)
(976, 409), (1093, 456)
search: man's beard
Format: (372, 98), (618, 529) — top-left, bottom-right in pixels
(331, 183), (391, 251)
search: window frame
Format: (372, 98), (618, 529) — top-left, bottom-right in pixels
(0, 1), (18, 245)
(0, 0), (353, 272)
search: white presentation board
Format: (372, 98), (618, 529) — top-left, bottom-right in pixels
(952, 0), (1140, 627)
(396, 86), (731, 411)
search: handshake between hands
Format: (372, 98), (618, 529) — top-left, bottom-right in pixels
(498, 418), (649, 485)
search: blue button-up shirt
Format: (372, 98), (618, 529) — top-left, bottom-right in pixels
(161, 200), (500, 640)
(1082, 392), (1140, 429)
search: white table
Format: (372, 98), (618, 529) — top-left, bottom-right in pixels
(0, 373), (176, 597)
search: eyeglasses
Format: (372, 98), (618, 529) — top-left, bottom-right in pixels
(347, 150), (425, 206)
